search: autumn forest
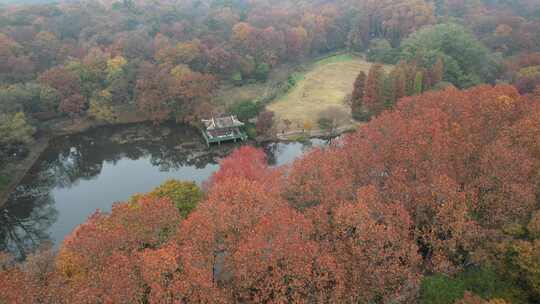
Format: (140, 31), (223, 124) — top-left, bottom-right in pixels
(1, 0), (540, 303)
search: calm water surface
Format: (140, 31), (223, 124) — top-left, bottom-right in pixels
(1, 123), (325, 257)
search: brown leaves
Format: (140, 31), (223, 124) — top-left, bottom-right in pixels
(54, 195), (181, 301)
(135, 63), (216, 124)
(334, 186), (421, 302)
(228, 207), (344, 303)
(286, 147), (354, 210)
(39, 66), (85, 116)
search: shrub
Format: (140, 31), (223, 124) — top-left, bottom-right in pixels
(246, 126), (257, 139)
(231, 71), (243, 86)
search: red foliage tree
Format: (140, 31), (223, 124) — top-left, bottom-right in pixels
(4, 82), (540, 302)
(39, 66), (85, 116)
(206, 146), (280, 188)
(54, 195), (181, 301)
(207, 46), (233, 74)
(228, 206), (345, 302)
(333, 186), (421, 302)
(286, 147), (354, 210)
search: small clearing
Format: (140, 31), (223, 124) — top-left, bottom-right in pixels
(267, 54), (392, 131)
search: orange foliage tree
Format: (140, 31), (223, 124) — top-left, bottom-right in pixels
(3, 84), (540, 302)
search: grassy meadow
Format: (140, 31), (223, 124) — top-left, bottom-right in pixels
(268, 54), (391, 131)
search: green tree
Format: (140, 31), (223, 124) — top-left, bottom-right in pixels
(147, 180), (203, 218)
(351, 71), (366, 120)
(382, 73), (397, 108)
(0, 112), (35, 145)
(495, 212), (540, 302)
(229, 100), (261, 121)
(420, 267), (528, 304)
(414, 71), (424, 95)
(367, 39), (399, 64)
(401, 23), (498, 88)
(0, 83), (41, 114)
(254, 63), (270, 81)
(39, 85), (60, 112)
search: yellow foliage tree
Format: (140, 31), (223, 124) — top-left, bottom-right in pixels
(106, 56), (127, 82)
(88, 90), (116, 123)
(147, 179), (203, 218)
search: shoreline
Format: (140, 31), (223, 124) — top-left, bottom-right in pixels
(0, 115), (148, 208)
(275, 124), (358, 141)
(0, 52), (362, 208)
(0, 136), (50, 208)
(0, 117), (358, 208)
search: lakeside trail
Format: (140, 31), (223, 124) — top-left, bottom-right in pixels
(0, 120), (358, 208)
(0, 136), (49, 208)
(0, 52), (365, 208)
(276, 123), (359, 141)
(0, 114), (148, 208)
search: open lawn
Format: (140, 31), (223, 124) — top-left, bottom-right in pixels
(214, 63), (295, 110)
(267, 54), (391, 131)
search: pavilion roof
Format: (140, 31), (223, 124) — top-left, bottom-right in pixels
(202, 115), (244, 130)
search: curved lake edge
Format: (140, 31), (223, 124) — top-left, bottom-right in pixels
(1, 122), (332, 256)
(0, 119), (348, 208)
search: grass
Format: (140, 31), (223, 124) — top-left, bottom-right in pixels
(267, 53), (392, 131)
(214, 64), (296, 110)
(288, 133), (310, 143)
(312, 53), (357, 66)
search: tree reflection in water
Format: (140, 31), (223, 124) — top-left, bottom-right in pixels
(0, 182), (57, 259)
(0, 123), (324, 258)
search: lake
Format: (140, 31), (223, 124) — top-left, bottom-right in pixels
(0, 123), (325, 257)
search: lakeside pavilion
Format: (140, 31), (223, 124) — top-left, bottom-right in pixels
(200, 115), (248, 147)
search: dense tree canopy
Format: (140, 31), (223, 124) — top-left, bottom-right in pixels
(0, 0), (538, 162)
(2, 84), (540, 303)
(400, 23), (499, 88)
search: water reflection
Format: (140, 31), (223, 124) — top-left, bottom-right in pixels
(0, 123), (325, 257)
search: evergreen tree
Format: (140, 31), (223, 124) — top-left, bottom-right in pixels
(414, 71), (424, 95)
(393, 67), (407, 101)
(383, 74), (396, 109)
(364, 64), (385, 115)
(351, 71), (367, 120)
(431, 57), (444, 85)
